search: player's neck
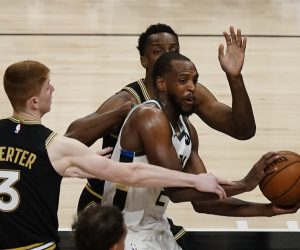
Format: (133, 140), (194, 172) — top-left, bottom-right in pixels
(143, 75), (155, 98)
(12, 110), (41, 123)
(160, 101), (180, 129)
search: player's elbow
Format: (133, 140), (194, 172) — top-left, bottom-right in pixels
(164, 189), (183, 203)
(191, 201), (201, 213)
(169, 196), (182, 203)
(65, 121), (80, 139)
(191, 200), (212, 213)
(65, 121), (93, 146)
(234, 124), (256, 140)
(237, 130), (256, 140)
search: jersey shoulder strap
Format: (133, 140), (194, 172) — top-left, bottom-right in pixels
(122, 79), (151, 104)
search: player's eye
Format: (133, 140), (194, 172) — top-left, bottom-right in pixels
(154, 49), (163, 55)
(170, 47), (179, 52)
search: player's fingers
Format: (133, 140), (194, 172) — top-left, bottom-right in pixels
(96, 147), (113, 157)
(230, 26), (237, 45)
(263, 152), (281, 166)
(214, 184), (226, 199)
(217, 178), (235, 186)
(236, 28), (242, 47)
(242, 36), (247, 52)
(209, 173), (235, 186)
(218, 44), (224, 60)
(260, 152), (280, 175)
(223, 31), (232, 47)
(104, 154), (112, 159)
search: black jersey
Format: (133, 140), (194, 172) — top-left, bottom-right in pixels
(102, 79), (151, 149)
(82, 79), (151, 201)
(0, 117), (62, 249)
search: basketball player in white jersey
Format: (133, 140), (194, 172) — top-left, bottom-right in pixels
(67, 25), (256, 249)
(101, 52), (300, 250)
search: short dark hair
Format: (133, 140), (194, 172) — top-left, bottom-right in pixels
(72, 204), (125, 250)
(152, 51), (191, 86)
(137, 23), (179, 56)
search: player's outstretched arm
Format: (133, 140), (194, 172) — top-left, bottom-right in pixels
(47, 134), (229, 195)
(192, 198), (300, 217)
(212, 151), (280, 198)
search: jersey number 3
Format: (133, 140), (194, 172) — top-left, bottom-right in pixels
(0, 170), (20, 212)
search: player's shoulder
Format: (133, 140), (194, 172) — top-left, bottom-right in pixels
(129, 101), (166, 127)
(111, 89), (139, 104)
(136, 101), (163, 115)
(48, 133), (82, 150)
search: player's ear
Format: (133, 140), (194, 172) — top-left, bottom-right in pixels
(110, 242), (122, 250)
(156, 76), (166, 92)
(110, 244), (117, 250)
(140, 56), (148, 69)
(27, 96), (39, 110)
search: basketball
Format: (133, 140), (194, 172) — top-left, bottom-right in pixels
(259, 151), (300, 206)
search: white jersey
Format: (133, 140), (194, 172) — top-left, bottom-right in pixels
(102, 100), (192, 250)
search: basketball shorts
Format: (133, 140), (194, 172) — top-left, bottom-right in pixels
(125, 227), (182, 250)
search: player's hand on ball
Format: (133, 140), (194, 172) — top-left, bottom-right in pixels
(242, 151), (280, 191)
(259, 151), (300, 206)
(268, 202), (300, 216)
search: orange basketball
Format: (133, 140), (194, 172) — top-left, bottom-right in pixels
(259, 150), (300, 206)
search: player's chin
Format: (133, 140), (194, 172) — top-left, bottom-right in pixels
(181, 105), (194, 116)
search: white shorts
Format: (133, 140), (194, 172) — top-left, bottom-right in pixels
(125, 227), (182, 250)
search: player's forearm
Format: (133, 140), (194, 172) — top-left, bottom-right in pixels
(165, 187), (219, 203)
(125, 162), (202, 188)
(81, 156), (201, 189)
(192, 198), (272, 217)
(165, 180), (249, 203)
(65, 106), (128, 146)
(227, 73), (256, 140)
(221, 179), (250, 197)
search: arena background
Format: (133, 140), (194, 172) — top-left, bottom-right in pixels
(0, 0), (299, 248)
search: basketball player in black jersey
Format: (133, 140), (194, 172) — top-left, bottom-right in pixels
(65, 24), (256, 249)
(0, 60), (230, 249)
(103, 51), (299, 249)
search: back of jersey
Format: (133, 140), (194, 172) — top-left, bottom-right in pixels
(0, 118), (62, 248)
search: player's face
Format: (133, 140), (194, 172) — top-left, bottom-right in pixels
(36, 76), (54, 115)
(166, 60), (198, 116)
(141, 32), (179, 74)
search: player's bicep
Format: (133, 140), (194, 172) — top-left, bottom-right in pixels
(47, 135), (93, 176)
(140, 112), (181, 171)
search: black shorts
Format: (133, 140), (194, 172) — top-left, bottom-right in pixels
(77, 184), (102, 212)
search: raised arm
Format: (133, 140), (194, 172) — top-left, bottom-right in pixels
(46, 134), (227, 193)
(194, 26), (255, 140)
(65, 91), (135, 146)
